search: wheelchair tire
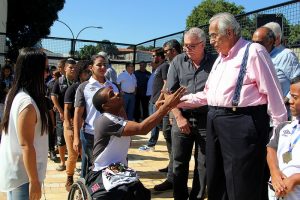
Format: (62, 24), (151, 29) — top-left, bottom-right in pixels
(68, 179), (91, 200)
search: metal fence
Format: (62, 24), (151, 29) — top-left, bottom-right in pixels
(0, 0), (299, 69)
(136, 0), (300, 57)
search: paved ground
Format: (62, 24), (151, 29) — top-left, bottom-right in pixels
(0, 133), (197, 200)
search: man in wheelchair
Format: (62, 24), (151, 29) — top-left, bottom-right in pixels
(81, 86), (185, 200)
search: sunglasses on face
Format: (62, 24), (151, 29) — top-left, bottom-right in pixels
(183, 41), (203, 50)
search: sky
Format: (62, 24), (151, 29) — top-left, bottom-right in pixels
(49, 0), (289, 45)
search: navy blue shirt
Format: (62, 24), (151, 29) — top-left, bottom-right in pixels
(134, 70), (151, 97)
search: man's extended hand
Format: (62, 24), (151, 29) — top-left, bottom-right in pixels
(161, 87), (186, 110)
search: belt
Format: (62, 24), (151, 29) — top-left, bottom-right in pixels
(124, 92), (135, 94)
(209, 104), (267, 114)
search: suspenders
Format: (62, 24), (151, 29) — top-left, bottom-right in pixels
(231, 43), (252, 110)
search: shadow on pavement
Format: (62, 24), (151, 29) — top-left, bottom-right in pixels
(128, 153), (168, 161)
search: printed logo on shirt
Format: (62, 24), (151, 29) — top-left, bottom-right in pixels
(90, 87), (97, 92)
(282, 129), (291, 137)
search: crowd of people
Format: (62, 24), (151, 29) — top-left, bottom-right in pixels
(0, 12), (300, 200)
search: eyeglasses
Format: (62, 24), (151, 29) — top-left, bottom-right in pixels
(183, 41), (203, 50)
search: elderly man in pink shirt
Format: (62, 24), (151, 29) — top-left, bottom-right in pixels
(179, 12), (287, 200)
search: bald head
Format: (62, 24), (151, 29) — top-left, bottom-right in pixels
(252, 27), (275, 53)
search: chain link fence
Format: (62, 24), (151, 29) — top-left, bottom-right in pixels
(136, 0), (299, 57)
(0, 0), (299, 69)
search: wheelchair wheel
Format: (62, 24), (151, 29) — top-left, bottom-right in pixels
(68, 178), (91, 200)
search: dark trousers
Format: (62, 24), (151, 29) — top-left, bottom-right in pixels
(134, 95), (150, 121)
(48, 127), (56, 151)
(206, 105), (269, 200)
(162, 114), (173, 183)
(172, 112), (207, 200)
(55, 112), (65, 146)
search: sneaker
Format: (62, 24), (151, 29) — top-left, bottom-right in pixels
(154, 180), (173, 191)
(138, 145), (155, 152)
(158, 166), (168, 173)
(49, 150), (58, 162)
(65, 176), (74, 192)
(56, 164), (66, 171)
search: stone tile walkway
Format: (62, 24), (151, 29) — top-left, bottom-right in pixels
(0, 132), (197, 200)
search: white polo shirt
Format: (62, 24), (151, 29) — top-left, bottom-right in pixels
(268, 119), (300, 200)
(117, 71), (137, 93)
(74, 77), (119, 135)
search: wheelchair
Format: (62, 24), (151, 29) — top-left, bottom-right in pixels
(68, 161), (151, 200)
(68, 178), (92, 200)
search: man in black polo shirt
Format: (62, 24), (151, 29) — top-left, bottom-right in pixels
(139, 48), (169, 151)
(154, 39), (182, 192)
(63, 60), (90, 190)
(51, 58), (77, 171)
(167, 27), (216, 200)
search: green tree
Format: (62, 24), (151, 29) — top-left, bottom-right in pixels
(77, 40), (119, 60)
(77, 45), (99, 60)
(186, 0), (244, 28)
(96, 40), (119, 57)
(287, 24), (300, 46)
(7, 0), (65, 61)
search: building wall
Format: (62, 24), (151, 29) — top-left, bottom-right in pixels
(0, 0), (7, 66)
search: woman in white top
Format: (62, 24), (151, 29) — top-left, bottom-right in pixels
(0, 47), (51, 200)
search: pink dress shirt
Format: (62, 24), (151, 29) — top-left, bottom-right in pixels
(179, 38), (287, 126)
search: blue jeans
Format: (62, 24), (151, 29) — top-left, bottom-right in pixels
(7, 182), (29, 200)
(80, 130), (94, 178)
(123, 93), (135, 120)
(147, 103), (160, 147)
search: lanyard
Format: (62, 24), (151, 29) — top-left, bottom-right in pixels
(66, 78), (73, 87)
(288, 125), (300, 153)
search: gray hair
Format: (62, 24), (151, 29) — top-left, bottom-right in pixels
(209, 12), (241, 37)
(263, 22), (282, 41)
(184, 27), (206, 45)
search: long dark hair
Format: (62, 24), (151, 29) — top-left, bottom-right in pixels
(0, 47), (49, 135)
